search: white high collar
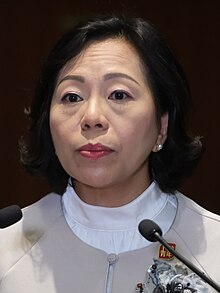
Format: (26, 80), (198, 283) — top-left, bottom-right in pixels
(62, 181), (177, 254)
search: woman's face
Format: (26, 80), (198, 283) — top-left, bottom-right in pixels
(50, 38), (167, 205)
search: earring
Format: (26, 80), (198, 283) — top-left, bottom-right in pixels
(156, 143), (163, 152)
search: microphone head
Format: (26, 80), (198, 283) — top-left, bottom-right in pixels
(0, 205), (23, 228)
(138, 219), (162, 242)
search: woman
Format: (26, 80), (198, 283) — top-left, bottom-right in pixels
(0, 16), (219, 293)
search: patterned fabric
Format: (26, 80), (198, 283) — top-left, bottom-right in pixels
(135, 257), (210, 292)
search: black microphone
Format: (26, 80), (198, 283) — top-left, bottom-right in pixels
(0, 205), (23, 228)
(138, 219), (220, 292)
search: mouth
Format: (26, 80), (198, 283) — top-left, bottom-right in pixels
(77, 143), (114, 159)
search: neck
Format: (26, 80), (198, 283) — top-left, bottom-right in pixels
(72, 175), (151, 208)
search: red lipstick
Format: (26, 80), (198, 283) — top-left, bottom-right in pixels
(78, 143), (113, 159)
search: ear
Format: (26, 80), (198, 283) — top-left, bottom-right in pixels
(152, 113), (169, 152)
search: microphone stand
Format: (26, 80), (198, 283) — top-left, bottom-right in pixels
(154, 231), (220, 292)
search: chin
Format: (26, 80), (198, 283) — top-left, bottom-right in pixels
(74, 175), (117, 190)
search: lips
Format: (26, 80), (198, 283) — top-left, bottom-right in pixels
(77, 143), (114, 159)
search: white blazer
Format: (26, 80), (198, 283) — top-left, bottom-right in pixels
(0, 192), (220, 292)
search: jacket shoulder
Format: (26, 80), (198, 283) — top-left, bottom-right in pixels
(175, 192), (220, 222)
(172, 192), (220, 280)
(0, 193), (63, 281)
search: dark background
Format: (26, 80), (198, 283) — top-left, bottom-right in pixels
(0, 0), (219, 213)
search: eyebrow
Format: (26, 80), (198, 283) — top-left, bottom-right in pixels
(57, 72), (140, 87)
(103, 72), (140, 85)
(58, 75), (85, 86)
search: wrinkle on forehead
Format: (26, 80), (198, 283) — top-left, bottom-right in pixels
(57, 38), (147, 83)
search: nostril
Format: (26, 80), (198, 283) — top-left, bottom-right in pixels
(81, 121), (106, 131)
(96, 123), (103, 128)
(83, 123), (90, 129)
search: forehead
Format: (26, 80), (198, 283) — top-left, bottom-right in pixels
(57, 38), (147, 82)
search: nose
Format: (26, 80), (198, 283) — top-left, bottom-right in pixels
(81, 98), (109, 131)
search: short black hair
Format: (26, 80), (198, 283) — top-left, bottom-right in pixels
(19, 15), (203, 194)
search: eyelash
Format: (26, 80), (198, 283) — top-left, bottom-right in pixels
(108, 90), (132, 101)
(61, 93), (83, 103)
(61, 90), (133, 103)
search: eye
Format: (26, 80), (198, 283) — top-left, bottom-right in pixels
(109, 90), (132, 101)
(61, 93), (83, 103)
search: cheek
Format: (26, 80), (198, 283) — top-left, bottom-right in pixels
(49, 112), (70, 152)
(50, 104), (83, 137)
(119, 111), (158, 146)
(50, 107), (74, 135)
(50, 114), (60, 140)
